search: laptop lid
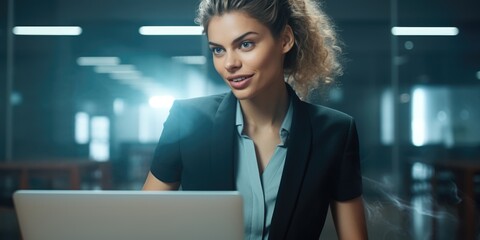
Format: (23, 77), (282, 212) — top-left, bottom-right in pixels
(13, 190), (244, 240)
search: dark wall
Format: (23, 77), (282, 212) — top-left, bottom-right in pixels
(1, 0), (8, 160)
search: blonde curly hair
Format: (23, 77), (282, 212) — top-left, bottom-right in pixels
(196, 0), (343, 100)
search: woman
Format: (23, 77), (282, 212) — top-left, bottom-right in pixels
(143, 0), (368, 239)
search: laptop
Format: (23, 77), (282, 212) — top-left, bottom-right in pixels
(13, 190), (244, 240)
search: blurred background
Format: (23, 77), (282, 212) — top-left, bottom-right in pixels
(1, 0), (479, 239)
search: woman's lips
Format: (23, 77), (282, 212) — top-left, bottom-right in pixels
(228, 75), (253, 90)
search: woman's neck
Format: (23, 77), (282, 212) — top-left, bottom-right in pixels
(239, 82), (289, 129)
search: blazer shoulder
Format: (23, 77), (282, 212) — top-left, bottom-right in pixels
(303, 101), (354, 124)
(172, 92), (229, 116)
(175, 92), (228, 107)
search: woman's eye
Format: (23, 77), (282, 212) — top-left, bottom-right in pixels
(211, 47), (224, 55)
(241, 41), (254, 49)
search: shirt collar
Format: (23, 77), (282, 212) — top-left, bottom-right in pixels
(235, 99), (293, 146)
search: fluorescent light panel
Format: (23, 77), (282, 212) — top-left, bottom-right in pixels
(94, 65), (136, 74)
(172, 56), (207, 65)
(77, 57), (120, 66)
(139, 26), (203, 35)
(391, 27), (459, 36)
(109, 72), (143, 80)
(13, 26), (82, 36)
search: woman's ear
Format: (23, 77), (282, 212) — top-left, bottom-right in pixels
(281, 25), (295, 54)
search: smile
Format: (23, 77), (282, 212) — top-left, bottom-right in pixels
(226, 74), (254, 90)
(227, 74), (254, 82)
(232, 77), (247, 82)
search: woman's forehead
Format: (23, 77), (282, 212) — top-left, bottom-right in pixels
(207, 11), (268, 41)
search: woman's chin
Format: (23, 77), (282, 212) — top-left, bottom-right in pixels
(230, 89), (254, 101)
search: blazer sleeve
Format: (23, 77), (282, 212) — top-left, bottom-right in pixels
(149, 101), (183, 183)
(332, 118), (363, 201)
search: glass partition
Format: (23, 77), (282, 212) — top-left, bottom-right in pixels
(1, 0), (479, 239)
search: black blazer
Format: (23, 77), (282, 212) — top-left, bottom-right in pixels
(151, 85), (362, 239)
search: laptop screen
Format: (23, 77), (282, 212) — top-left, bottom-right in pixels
(13, 190), (244, 240)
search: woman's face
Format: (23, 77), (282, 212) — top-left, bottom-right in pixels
(207, 11), (291, 101)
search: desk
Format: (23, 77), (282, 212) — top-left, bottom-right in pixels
(0, 159), (112, 190)
(431, 160), (480, 240)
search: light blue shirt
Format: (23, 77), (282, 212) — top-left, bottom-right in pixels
(234, 100), (293, 240)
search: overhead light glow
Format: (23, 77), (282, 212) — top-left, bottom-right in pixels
(391, 27), (459, 36)
(477, 71), (480, 80)
(110, 72), (143, 80)
(77, 57), (120, 66)
(411, 88), (427, 146)
(89, 116), (110, 162)
(149, 96), (175, 109)
(172, 56), (207, 65)
(113, 98), (125, 115)
(139, 26), (204, 35)
(75, 112), (89, 144)
(380, 89), (393, 145)
(94, 65), (136, 74)
(13, 26), (82, 36)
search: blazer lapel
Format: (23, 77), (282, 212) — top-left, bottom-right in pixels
(209, 92), (237, 190)
(269, 88), (312, 238)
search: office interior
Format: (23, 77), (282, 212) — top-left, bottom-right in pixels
(1, 0), (479, 239)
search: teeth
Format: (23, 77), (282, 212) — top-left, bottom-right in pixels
(233, 77), (247, 82)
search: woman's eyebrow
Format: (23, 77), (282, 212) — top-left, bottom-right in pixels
(208, 31), (259, 47)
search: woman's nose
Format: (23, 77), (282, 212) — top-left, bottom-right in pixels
(224, 52), (241, 72)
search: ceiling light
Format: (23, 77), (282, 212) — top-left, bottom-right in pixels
(109, 72), (142, 80)
(139, 26), (203, 35)
(172, 56), (207, 65)
(77, 57), (120, 66)
(391, 27), (459, 36)
(13, 26), (82, 36)
(477, 71), (480, 80)
(94, 65), (136, 74)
